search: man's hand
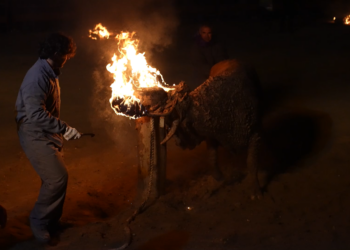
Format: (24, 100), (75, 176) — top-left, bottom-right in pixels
(64, 126), (81, 141)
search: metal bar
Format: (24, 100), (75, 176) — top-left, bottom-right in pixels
(158, 116), (167, 195)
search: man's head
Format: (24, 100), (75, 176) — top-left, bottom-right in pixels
(39, 33), (76, 68)
(199, 24), (213, 43)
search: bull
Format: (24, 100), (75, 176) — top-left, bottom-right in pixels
(149, 59), (263, 200)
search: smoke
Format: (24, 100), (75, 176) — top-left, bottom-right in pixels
(75, 0), (178, 52)
(90, 68), (138, 149)
(77, 0), (178, 146)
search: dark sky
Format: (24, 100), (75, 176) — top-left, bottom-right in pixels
(1, 0), (344, 21)
(1, 0), (349, 33)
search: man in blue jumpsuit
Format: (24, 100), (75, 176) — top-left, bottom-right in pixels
(15, 33), (81, 243)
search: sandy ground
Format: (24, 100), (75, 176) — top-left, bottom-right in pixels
(1, 20), (350, 250)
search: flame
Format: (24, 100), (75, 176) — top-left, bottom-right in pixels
(344, 15), (350, 25)
(89, 23), (110, 40)
(333, 17), (336, 21)
(89, 24), (171, 119)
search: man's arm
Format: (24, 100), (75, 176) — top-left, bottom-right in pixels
(21, 75), (67, 134)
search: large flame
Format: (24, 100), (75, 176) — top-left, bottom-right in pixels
(89, 24), (172, 119)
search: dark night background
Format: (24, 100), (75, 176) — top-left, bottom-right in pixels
(1, 0), (350, 249)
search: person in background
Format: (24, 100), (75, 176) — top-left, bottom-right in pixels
(190, 23), (228, 89)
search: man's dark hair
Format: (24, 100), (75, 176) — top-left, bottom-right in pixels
(199, 22), (214, 31)
(39, 32), (76, 59)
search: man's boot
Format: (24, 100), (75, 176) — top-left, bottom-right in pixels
(30, 224), (51, 243)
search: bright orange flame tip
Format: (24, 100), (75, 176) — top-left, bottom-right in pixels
(89, 23), (110, 39)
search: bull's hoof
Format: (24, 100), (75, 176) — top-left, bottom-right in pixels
(0, 205), (7, 228)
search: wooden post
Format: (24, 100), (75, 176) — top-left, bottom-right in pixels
(136, 116), (167, 202)
(158, 116), (166, 195)
(135, 88), (168, 203)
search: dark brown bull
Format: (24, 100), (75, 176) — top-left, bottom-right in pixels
(151, 59), (263, 199)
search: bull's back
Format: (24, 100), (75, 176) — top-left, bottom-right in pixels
(209, 60), (240, 77)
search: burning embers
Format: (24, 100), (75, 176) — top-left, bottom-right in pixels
(89, 23), (173, 119)
(111, 87), (168, 118)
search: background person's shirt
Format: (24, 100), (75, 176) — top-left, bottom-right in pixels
(190, 35), (228, 89)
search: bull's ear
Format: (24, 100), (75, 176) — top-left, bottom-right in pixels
(176, 81), (190, 93)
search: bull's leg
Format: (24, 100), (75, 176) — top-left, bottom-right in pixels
(247, 133), (262, 200)
(206, 139), (223, 181)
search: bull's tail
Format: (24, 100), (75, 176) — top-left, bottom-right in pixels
(247, 132), (262, 200)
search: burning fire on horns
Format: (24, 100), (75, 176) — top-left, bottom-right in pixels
(89, 23), (173, 119)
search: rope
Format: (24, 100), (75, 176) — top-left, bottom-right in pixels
(111, 117), (156, 250)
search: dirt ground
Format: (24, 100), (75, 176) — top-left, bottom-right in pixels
(1, 20), (350, 250)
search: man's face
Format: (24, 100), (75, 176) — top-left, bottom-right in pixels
(199, 26), (212, 43)
(50, 53), (69, 68)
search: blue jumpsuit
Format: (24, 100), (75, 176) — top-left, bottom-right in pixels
(15, 59), (68, 229)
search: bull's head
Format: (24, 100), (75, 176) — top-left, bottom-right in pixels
(147, 82), (203, 149)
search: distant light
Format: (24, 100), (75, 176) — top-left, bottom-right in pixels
(344, 15), (350, 25)
(333, 17), (336, 21)
(187, 207), (192, 210)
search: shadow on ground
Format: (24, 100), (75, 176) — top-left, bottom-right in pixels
(261, 108), (332, 188)
(136, 230), (189, 250)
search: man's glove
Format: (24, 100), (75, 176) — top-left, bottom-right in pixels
(63, 126), (81, 141)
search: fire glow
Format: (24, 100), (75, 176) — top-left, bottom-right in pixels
(89, 23), (172, 119)
(344, 15), (350, 25)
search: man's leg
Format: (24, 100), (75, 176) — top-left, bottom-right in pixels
(29, 148), (68, 227)
(18, 130), (68, 242)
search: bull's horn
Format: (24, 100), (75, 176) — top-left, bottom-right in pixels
(160, 119), (180, 145)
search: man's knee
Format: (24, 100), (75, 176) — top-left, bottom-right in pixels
(52, 169), (68, 188)
(44, 162), (68, 193)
